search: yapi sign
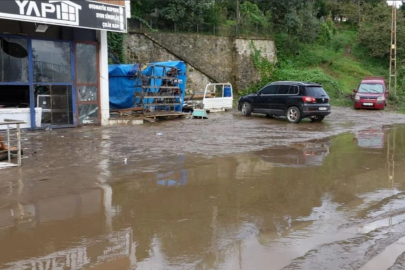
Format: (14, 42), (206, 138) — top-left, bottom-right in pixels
(0, 0), (127, 32)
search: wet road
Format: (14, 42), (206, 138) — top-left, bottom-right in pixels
(1, 107), (405, 269)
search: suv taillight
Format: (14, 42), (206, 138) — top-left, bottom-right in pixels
(303, 96), (316, 103)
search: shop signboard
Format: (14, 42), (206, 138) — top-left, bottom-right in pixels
(0, 0), (127, 32)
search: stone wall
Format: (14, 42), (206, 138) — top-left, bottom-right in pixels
(125, 32), (276, 92)
(233, 39), (277, 89)
(125, 34), (213, 93)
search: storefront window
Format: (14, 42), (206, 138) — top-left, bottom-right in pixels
(32, 40), (72, 83)
(76, 43), (97, 84)
(0, 37), (29, 82)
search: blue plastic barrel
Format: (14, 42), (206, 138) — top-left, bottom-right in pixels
(224, 86), (232, 97)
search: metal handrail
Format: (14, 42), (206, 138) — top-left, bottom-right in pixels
(0, 119), (26, 167)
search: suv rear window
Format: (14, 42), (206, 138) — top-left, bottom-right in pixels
(305, 86), (327, 97)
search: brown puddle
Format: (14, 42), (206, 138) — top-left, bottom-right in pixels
(1, 124), (405, 269)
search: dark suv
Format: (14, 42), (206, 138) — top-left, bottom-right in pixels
(238, 81), (331, 123)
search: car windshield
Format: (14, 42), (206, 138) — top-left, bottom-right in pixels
(305, 87), (327, 97)
(358, 83), (384, 94)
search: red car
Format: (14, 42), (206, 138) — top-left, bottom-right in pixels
(353, 77), (389, 110)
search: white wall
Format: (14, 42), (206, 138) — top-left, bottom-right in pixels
(98, 0), (130, 126)
(97, 30), (110, 126)
(125, 0), (131, 19)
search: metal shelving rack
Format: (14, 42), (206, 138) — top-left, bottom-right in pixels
(134, 64), (183, 115)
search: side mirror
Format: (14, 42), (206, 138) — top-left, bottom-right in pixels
(386, 90), (390, 94)
(257, 92), (262, 96)
(353, 89), (357, 93)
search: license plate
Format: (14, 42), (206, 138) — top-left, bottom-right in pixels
(363, 103), (373, 106)
(319, 107), (327, 111)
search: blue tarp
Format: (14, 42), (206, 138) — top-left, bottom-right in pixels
(109, 61), (187, 111)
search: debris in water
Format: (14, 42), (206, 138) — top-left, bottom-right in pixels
(177, 219), (190, 223)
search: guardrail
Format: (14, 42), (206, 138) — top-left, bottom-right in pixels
(0, 119), (26, 168)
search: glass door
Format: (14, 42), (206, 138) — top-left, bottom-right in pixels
(75, 43), (100, 125)
(32, 39), (74, 127)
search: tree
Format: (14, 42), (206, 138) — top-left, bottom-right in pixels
(358, 2), (405, 59)
(298, 2), (320, 43)
(159, 0), (211, 31)
(239, 1), (270, 34)
(315, 0), (329, 19)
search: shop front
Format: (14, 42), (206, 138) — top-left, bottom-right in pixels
(0, 0), (128, 129)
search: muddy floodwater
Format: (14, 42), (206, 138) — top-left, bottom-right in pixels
(2, 108), (405, 269)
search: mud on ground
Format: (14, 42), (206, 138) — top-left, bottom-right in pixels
(1, 107), (405, 269)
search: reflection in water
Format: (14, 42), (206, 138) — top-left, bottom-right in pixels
(1, 127), (405, 269)
(156, 156), (188, 187)
(354, 127), (390, 149)
(254, 138), (330, 167)
(0, 186), (133, 270)
(3, 229), (132, 270)
(156, 170), (188, 187)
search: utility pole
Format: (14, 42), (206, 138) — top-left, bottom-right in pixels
(389, 0), (398, 95)
(236, 0), (240, 35)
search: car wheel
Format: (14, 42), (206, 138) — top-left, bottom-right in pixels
(266, 114), (274, 118)
(286, 106), (302, 123)
(310, 116), (325, 122)
(241, 102), (252, 116)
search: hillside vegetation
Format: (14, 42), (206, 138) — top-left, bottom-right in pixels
(127, 0), (405, 110)
(248, 26), (391, 108)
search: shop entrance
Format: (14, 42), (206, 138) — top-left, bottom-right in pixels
(75, 42), (100, 125)
(32, 39), (74, 127)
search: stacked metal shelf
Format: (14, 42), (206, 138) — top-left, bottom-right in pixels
(134, 64), (183, 115)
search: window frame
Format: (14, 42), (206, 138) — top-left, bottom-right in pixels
(288, 85), (299, 95)
(260, 85), (279, 95)
(277, 85), (290, 95)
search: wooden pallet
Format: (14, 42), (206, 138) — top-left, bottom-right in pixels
(110, 107), (143, 117)
(143, 112), (189, 122)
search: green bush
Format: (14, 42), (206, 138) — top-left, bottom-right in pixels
(107, 32), (125, 63)
(318, 22), (332, 45)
